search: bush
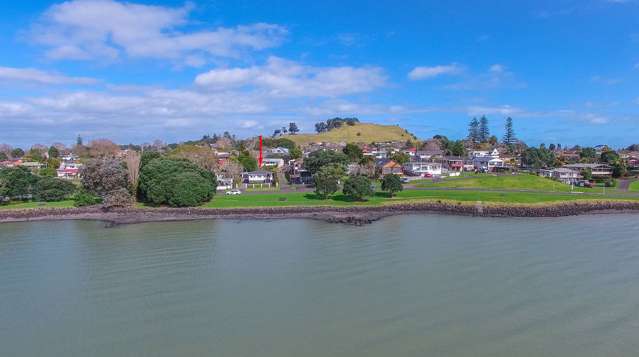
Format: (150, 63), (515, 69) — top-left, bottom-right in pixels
(0, 166), (38, 199)
(72, 190), (103, 207)
(102, 188), (134, 210)
(313, 164), (344, 199)
(34, 177), (76, 201)
(343, 175), (374, 201)
(139, 158), (216, 207)
(81, 159), (129, 197)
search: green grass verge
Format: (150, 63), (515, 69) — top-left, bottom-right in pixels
(0, 200), (75, 209)
(412, 174), (603, 193)
(629, 181), (639, 192)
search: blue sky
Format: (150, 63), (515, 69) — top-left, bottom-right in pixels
(0, 0), (638, 148)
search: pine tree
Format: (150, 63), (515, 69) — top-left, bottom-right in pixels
(76, 134), (83, 146)
(468, 117), (479, 143)
(502, 117), (516, 146)
(479, 116), (490, 143)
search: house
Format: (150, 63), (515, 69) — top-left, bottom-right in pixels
(262, 158), (285, 168)
(443, 156), (464, 171)
(472, 156), (504, 171)
(266, 147), (290, 156)
(216, 175), (234, 191)
(563, 163), (613, 179)
(550, 168), (582, 184)
(242, 171), (274, 184)
(403, 161), (442, 177)
(380, 160), (403, 175)
(20, 161), (45, 172)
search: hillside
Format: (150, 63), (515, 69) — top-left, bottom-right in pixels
(287, 123), (416, 145)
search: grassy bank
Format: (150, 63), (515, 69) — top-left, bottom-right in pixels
(0, 200), (75, 210)
(629, 181), (639, 192)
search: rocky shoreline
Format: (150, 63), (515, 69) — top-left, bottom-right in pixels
(1, 200), (639, 226)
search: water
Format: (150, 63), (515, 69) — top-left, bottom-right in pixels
(1, 215), (639, 357)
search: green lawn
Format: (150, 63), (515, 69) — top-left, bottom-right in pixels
(0, 200), (75, 209)
(629, 181), (639, 192)
(412, 174), (601, 193)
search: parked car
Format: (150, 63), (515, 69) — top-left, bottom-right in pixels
(400, 177), (410, 183)
(225, 189), (242, 195)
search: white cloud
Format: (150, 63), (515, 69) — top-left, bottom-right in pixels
(0, 66), (96, 85)
(195, 57), (386, 97)
(30, 0), (287, 64)
(447, 64), (525, 90)
(489, 64), (505, 73)
(583, 113), (609, 124)
(466, 105), (523, 116)
(408, 64), (463, 80)
(591, 75), (622, 85)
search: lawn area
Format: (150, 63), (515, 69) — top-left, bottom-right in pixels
(412, 173), (600, 193)
(0, 200), (75, 209)
(202, 189), (637, 208)
(630, 181), (639, 192)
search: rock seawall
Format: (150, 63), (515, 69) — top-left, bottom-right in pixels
(1, 201), (639, 225)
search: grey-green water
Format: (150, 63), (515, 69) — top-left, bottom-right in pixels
(1, 215), (639, 356)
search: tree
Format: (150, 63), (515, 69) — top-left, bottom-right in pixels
(580, 147), (597, 160)
(381, 174), (403, 197)
(488, 135), (498, 145)
(468, 117), (480, 144)
(124, 151), (141, 192)
(342, 175), (374, 201)
(48, 146), (60, 159)
(0, 152), (7, 161)
(289, 147), (302, 160)
(34, 177), (76, 202)
(80, 159), (129, 198)
(170, 145), (218, 173)
(448, 140), (466, 156)
(313, 163), (344, 199)
(502, 117), (516, 150)
(479, 116), (490, 143)
(88, 139), (120, 158)
(304, 150), (348, 174)
(76, 135), (83, 146)
(521, 147), (556, 169)
(390, 152), (410, 165)
(600, 150), (620, 164)
(11, 148), (24, 158)
(0, 167), (38, 199)
(238, 152), (258, 171)
(102, 188), (134, 210)
(138, 158), (216, 207)
(288, 122), (300, 134)
(26, 147), (45, 162)
(343, 143), (363, 162)
(581, 168), (593, 181)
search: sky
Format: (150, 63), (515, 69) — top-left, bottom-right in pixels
(0, 0), (638, 148)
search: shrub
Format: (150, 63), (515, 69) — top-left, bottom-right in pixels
(81, 159), (129, 197)
(0, 166), (38, 199)
(72, 189), (102, 207)
(381, 174), (403, 197)
(102, 188), (134, 210)
(166, 172), (215, 207)
(313, 163), (344, 199)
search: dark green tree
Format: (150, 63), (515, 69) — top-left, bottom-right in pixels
(0, 167), (38, 199)
(288, 122), (300, 134)
(80, 159), (129, 197)
(390, 152), (410, 165)
(48, 146), (60, 159)
(139, 158), (216, 207)
(0, 152), (7, 161)
(34, 177), (76, 202)
(381, 174), (403, 197)
(342, 175), (374, 201)
(502, 117), (516, 149)
(468, 117), (479, 144)
(313, 163), (344, 199)
(479, 116), (490, 143)
(11, 148), (24, 158)
(304, 150), (348, 174)
(342, 143), (363, 162)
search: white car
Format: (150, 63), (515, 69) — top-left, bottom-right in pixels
(225, 189), (242, 195)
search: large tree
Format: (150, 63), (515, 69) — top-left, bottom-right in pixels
(381, 174), (403, 197)
(467, 117), (480, 144)
(80, 159), (130, 198)
(304, 150), (348, 175)
(288, 122), (300, 134)
(479, 116), (490, 143)
(139, 158), (217, 207)
(502, 117), (516, 149)
(34, 177), (76, 202)
(0, 167), (38, 199)
(313, 163), (344, 199)
(342, 175), (374, 201)
(343, 143), (363, 162)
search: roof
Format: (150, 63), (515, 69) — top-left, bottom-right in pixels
(244, 171), (273, 175)
(382, 160), (401, 168)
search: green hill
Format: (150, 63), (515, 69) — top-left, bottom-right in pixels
(288, 123), (416, 146)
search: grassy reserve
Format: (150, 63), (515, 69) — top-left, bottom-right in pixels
(629, 181), (639, 192)
(412, 173), (603, 192)
(288, 123), (414, 145)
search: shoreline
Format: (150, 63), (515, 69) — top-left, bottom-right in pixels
(2, 201), (639, 225)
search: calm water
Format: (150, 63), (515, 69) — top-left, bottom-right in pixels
(2, 215), (639, 356)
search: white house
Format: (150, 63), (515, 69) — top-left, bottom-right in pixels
(402, 162), (442, 177)
(550, 168), (581, 184)
(216, 175), (234, 190)
(242, 171), (274, 184)
(262, 158), (285, 168)
(266, 147), (290, 155)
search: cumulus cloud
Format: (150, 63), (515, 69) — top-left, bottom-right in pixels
(195, 57), (386, 97)
(0, 66), (97, 85)
(29, 0), (287, 64)
(408, 64), (463, 80)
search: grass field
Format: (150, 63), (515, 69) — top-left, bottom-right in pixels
(0, 200), (75, 209)
(630, 181), (639, 192)
(288, 123), (414, 145)
(413, 173), (602, 193)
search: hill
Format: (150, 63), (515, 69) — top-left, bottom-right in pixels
(287, 123), (416, 146)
